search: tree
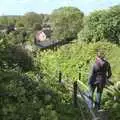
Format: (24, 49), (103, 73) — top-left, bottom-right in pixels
(0, 16), (19, 26)
(33, 23), (42, 31)
(50, 7), (84, 40)
(22, 12), (43, 29)
(78, 5), (120, 44)
(0, 32), (34, 71)
(0, 16), (8, 25)
(42, 14), (50, 24)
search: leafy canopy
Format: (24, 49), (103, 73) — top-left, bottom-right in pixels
(50, 7), (84, 40)
(78, 5), (120, 44)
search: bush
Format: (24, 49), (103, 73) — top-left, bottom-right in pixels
(78, 5), (120, 44)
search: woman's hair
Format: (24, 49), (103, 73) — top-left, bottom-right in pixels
(97, 50), (105, 58)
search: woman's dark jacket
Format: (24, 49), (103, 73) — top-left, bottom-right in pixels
(88, 57), (112, 86)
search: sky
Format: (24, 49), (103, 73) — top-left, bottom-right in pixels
(0, 0), (120, 16)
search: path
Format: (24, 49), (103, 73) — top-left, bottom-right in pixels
(77, 91), (109, 120)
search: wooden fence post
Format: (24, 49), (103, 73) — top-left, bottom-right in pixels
(59, 71), (62, 83)
(79, 72), (81, 81)
(73, 81), (78, 107)
(79, 66), (81, 80)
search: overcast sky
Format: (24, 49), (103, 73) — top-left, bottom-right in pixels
(0, 0), (120, 15)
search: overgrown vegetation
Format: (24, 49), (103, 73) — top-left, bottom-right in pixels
(78, 5), (120, 44)
(0, 26), (91, 120)
(40, 41), (120, 120)
(0, 5), (120, 120)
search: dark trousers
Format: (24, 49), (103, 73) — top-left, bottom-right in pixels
(89, 83), (103, 110)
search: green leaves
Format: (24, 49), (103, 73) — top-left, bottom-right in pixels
(21, 12), (43, 29)
(50, 7), (84, 40)
(103, 81), (120, 120)
(78, 5), (120, 44)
